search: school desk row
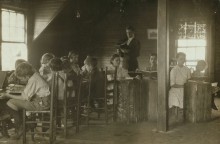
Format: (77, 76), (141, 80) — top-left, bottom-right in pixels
(117, 78), (212, 123)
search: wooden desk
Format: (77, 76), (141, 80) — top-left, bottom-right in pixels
(117, 78), (148, 123)
(184, 81), (212, 123)
(144, 78), (158, 121)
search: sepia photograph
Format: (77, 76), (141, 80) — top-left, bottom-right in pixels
(0, 0), (219, 144)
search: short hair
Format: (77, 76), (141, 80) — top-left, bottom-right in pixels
(84, 57), (98, 68)
(176, 52), (186, 59)
(126, 26), (135, 32)
(41, 53), (55, 64)
(62, 59), (72, 71)
(15, 63), (35, 78)
(197, 60), (207, 68)
(110, 54), (120, 65)
(49, 58), (63, 71)
(68, 50), (79, 58)
(150, 53), (157, 57)
(15, 59), (26, 68)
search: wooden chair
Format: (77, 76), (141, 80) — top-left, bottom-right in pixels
(104, 67), (118, 123)
(80, 67), (118, 125)
(56, 73), (80, 138)
(0, 114), (10, 138)
(22, 72), (58, 144)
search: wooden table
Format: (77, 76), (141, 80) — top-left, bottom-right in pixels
(184, 80), (212, 123)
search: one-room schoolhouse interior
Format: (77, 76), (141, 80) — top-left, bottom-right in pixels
(0, 0), (219, 144)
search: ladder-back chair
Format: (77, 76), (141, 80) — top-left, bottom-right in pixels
(22, 72), (58, 144)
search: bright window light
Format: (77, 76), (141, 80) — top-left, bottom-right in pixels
(1, 43), (27, 71)
(1, 8), (27, 71)
(177, 39), (206, 70)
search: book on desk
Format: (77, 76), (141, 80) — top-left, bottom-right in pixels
(128, 71), (157, 80)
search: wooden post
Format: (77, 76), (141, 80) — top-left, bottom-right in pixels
(157, 0), (169, 132)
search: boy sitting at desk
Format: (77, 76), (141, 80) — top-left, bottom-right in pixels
(146, 53), (157, 71)
(39, 53), (55, 82)
(2, 62), (50, 139)
(83, 56), (104, 109)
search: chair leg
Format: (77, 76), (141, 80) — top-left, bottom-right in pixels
(76, 104), (80, 133)
(86, 106), (89, 126)
(64, 106), (67, 138)
(31, 128), (35, 142)
(23, 110), (26, 144)
(105, 99), (108, 124)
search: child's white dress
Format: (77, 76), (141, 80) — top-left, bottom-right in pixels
(169, 65), (191, 108)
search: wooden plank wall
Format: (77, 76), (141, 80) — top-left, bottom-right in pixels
(91, 1), (157, 70)
(33, 0), (67, 40)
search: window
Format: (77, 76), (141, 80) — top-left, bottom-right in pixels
(177, 21), (206, 70)
(1, 8), (27, 71)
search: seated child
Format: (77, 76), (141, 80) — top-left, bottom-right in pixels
(62, 59), (77, 97)
(68, 51), (81, 75)
(8, 59), (26, 85)
(109, 54), (129, 80)
(49, 58), (65, 100)
(49, 58), (66, 127)
(83, 56), (104, 109)
(169, 52), (191, 121)
(192, 60), (207, 78)
(4, 63), (50, 139)
(146, 53), (157, 71)
(39, 53), (55, 82)
(192, 60), (219, 110)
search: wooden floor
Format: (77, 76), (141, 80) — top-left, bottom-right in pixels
(1, 97), (220, 144)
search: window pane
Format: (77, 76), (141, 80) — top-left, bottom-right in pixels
(177, 48), (186, 53)
(186, 61), (197, 66)
(185, 48), (196, 60)
(2, 11), (9, 26)
(9, 12), (16, 27)
(178, 39), (206, 47)
(17, 13), (24, 28)
(1, 9), (25, 42)
(1, 43), (27, 71)
(196, 47), (205, 60)
(2, 26), (9, 41)
(17, 28), (25, 42)
(9, 27), (16, 41)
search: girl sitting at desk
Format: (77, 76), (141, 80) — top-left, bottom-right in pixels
(8, 59), (27, 85)
(108, 54), (129, 80)
(169, 52), (191, 122)
(3, 63), (50, 139)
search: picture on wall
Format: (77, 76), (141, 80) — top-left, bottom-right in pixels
(147, 29), (157, 39)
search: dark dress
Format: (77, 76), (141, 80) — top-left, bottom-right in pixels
(89, 68), (105, 108)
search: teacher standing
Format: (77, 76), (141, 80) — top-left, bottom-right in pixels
(118, 26), (140, 71)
